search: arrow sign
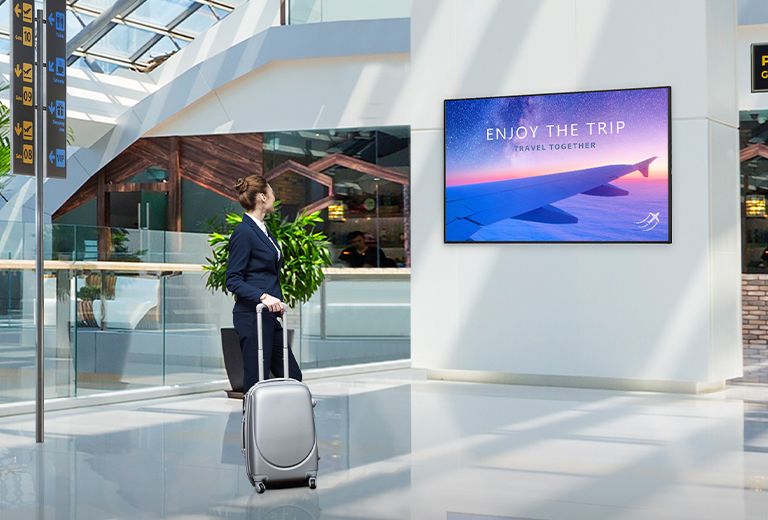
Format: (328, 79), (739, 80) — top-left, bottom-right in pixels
(45, 0), (67, 177)
(10, 0), (35, 176)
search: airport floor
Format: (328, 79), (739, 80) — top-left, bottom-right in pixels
(0, 369), (767, 520)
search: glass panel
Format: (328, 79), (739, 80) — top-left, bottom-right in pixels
(0, 221), (76, 404)
(0, 268), (34, 403)
(0, 268), (74, 403)
(289, 0), (411, 24)
(143, 191), (168, 231)
(0, 38), (9, 55)
(127, 166), (168, 183)
(319, 0), (411, 22)
(741, 110), (768, 273)
(110, 192), (142, 229)
(263, 126), (411, 266)
(74, 271), (164, 394)
(109, 191), (169, 234)
(299, 275), (410, 368)
(0, 219), (411, 408)
(74, 0), (121, 10)
(289, 0), (322, 24)
(0, 2), (9, 31)
(173, 6), (218, 35)
(126, 0), (195, 27)
(67, 11), (94, 43)
(75, 56), (121, 74)
(70, 56), (91, 73)
(137, 36), (179, 66)
(270, 170), (328, 222)
(180, 179), (241, 234)
(88, 23), (156, 60)
(327, 170), (403, 268)
(163, 271), (230, 386)
(742, 156), (768, 272)
(173, 36), (190, 50)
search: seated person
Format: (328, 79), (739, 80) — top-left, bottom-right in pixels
(338, 231), (396, 267)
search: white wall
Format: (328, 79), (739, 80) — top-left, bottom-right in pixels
(410, 0), (741, 391)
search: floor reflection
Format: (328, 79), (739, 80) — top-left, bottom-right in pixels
(1, 372), (768, 520)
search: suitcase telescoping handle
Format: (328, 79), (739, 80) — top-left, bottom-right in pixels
(255, 303), (290, 381)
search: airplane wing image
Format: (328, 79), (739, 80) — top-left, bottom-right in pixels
(445, 156), (657, 241)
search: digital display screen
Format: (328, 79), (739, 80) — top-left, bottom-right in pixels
(444, 86), (671, 243)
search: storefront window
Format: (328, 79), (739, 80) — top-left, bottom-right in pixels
(264, 127), (410, 267)
(741, 111), (768, 272)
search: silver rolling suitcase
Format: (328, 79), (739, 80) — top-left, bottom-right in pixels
(242, 303), (318, 493)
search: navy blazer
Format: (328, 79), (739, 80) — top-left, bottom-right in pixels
(225, 214), (283, 313)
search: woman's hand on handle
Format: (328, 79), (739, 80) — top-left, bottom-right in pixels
(260, 293), (284, 314)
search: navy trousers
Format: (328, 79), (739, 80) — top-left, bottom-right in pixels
(233, 310), (302, 393)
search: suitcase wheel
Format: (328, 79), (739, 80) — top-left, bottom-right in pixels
(308, 477), (317, 490)
(256, 482), (266, 494)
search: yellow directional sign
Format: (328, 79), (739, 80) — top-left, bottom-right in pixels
(22, 62), (32, 82)
(22, 144), (33, 164)
(11, 0), (35, 175)
(22, 120), (32, 140)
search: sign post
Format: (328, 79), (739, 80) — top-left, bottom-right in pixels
(11, 0), (67, 444)
(34, 6), (44, 445)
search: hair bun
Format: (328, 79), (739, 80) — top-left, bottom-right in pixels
(235, 178), (247, 193)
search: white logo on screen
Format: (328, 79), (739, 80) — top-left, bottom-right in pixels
(635, 212), (660, 232)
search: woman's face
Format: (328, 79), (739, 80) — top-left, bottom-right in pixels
(263, 184), (276, 213)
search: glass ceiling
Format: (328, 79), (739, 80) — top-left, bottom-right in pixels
(0, 0), (246, 74)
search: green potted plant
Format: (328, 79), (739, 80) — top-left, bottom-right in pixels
(204, 205), (332, 396)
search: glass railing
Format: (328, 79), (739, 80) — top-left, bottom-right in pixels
(300, 268), (410, 368)
(0, 221), (410, 409)
(288, 0), (410, 24)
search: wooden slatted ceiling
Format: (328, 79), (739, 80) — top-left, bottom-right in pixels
(55, 133), (264, 219)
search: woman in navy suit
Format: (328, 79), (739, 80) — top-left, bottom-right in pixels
(225, 175), (302, 393)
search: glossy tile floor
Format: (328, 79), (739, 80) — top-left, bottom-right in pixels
(1, 369), (768, 519)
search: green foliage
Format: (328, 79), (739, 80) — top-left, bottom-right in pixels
(77, 284), (102, 301)
(203, 212), (243, 297)
(0, 83), (12, 180)
(109, 228), (147, 260)
(204, 205), (332, 308)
